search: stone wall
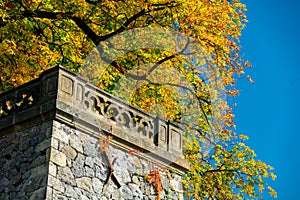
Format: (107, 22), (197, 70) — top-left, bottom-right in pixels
(0, 121), (52, 199)
(0, 66), (189, 199)
(47, 121), (183, 200)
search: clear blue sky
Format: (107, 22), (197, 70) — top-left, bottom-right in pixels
(236, 0), (300, 199)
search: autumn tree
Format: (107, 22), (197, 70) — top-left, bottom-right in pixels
(0, 0), (276, 199)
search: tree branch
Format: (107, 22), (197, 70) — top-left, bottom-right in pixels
(71, 16), (100, 44)
(98, 8), (147, 41)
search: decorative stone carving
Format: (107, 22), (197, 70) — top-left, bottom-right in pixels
(168, 125), (182, 154)
(0, 65), (184, 157)
(0, 83), (39, 118)
(61, 75), (73, 95)
(76, 84), (83, 101)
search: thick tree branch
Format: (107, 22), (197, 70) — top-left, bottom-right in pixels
(71, 16), (100, 45)
(23, 10), (64, 19)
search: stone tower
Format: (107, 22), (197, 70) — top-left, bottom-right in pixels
(0, 66), (189, 199)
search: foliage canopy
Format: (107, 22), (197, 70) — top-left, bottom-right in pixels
(0, 0), (276, 199)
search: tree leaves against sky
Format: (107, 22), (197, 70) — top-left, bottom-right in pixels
(0, 0), (276, 199)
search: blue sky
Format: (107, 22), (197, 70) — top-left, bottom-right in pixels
(235, 0), (300, 199)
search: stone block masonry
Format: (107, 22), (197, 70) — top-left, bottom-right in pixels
(47, 121), (184, 199)
(0, 121), (52, 199)
(0, 66), (189, 199)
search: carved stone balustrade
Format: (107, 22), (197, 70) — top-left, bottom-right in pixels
(0, 65), (188, 171)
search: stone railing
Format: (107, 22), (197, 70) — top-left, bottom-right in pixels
(0, 67), (59, 128)
(0, 81), (39, 117)
(0, 65), (184, 161)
